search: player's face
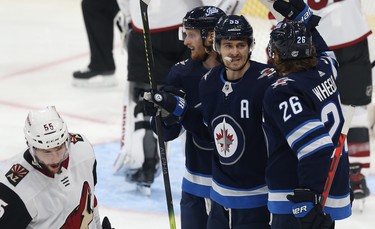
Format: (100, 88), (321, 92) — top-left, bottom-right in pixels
(220, 39), (250, 71)
(34, 143), (67, 174)
(184, 29), (206, 60)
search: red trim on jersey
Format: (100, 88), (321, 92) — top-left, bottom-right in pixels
(36, 156), (70, 178)
(329, 31), (372, 50)
(94, 196), (98, 207)
(131, 21), (182, 33)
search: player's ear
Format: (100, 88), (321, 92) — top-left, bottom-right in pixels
(206, 31), (214, 45)
(272, 49), (279, 62)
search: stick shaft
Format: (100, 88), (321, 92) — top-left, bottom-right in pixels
(139, 1), (176, 228)
(321, 106), (355, 207)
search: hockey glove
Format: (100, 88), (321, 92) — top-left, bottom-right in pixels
(102, 216), (114, 229)
(143, 86), (187, 122)
(152, 89), (186, 116)
(287, 189), (333, 229)
(273, 0), (320, 29)
(143, 98), (158, 117)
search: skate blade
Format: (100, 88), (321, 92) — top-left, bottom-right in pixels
(72, 75), (118, 88)
(136, 184), (151, 196)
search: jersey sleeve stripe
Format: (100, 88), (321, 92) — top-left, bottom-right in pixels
(296, 134), (333, 160)
(286, 119), (323, 147)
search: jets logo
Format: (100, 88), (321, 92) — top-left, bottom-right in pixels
(271, 77), (295, 89)
(5, 164), (29, 186)
(212, 115), (245, 165)
(259, 67), (277, 79)
(215, 120), (235, 156)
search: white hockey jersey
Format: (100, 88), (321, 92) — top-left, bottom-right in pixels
(116, 0), (246, 32)
(307, 0), (371, 49)
(118, 0), (203, 31)
(0, 133), (102, 229)
(262, 0), (372, 49)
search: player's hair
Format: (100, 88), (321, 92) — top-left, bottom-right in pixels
(273, 47), (317, 74)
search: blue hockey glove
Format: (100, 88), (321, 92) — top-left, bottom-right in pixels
(102, 216), (114, 229)
(143, 97), (180, 126)
(273, 0), (320, 29)
(143, 86), (187, 118)
(287, 189), (333, 229)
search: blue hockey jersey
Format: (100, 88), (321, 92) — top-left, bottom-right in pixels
(183, 61), (277, 209)
(161, 59), (214, 198)
(262, 49), (352, 219)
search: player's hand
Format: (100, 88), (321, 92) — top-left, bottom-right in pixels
(273, 0), (320, 29)
(287, 189), (333, 229)
(102, 216), (114, 229)
(143, 99), (158, 117)
(143, 86), (187, 118)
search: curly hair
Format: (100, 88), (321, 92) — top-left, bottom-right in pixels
(273, 46), (318, 75)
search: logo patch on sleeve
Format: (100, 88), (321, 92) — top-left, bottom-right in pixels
(69, 133), (84, 144)
(5, 163), (29, 186)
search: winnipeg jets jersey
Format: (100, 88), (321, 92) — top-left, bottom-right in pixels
(262, 31), (352, 220)
(0, 133), (101, 229)
(161, 59), (213, 198)
(184, 62), (277, 209)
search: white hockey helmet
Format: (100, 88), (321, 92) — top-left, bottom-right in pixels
(24, 106), (69, 150)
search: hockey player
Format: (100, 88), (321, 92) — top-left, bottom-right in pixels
(113, 0), (203, 196)
(113, 0), (248, 195)
(263, 1), (352, 228)
(0, 106), (111, 228)
(302, 0), (373, 176)
(72, 0), (120, 87)
(146, 15), (277, 228)
(262, 0), (373, 177)
(144, 6), (226, 229)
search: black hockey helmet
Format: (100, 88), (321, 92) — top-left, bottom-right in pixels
(183, 6), (226, 43)
(214, 15), (255, 53)
(268, 21), (312, 60)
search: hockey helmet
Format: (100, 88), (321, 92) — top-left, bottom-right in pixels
(24, 106), (69, 150)
(268, 21), (312, 60)
(182, 6), (226, 42)
(214, 15), (255, 53)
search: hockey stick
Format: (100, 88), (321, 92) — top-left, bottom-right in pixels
(320, 105), (355, 207)
(139, 1), (176, 228)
